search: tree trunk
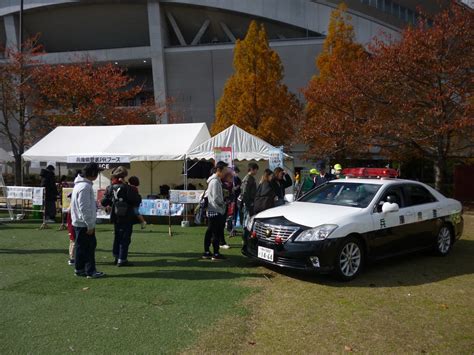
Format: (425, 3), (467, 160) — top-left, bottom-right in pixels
(14, 154), (22, 185)
(433, 158), (446, 193)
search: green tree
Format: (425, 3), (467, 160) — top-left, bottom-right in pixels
(212, 21), (301, 145)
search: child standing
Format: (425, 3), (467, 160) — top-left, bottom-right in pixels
(66, 206), (75, 265)
(128, 176), (146, 229)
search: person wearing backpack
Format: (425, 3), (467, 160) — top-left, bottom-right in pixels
(101, 166), (141, 267)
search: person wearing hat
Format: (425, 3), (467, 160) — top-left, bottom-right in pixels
(70, 162), (105, 278)
(313, 160), (335, 188)
(333, 163), (345, 179)
(101, 166), (141, 267)
(40, 164), (59, 223)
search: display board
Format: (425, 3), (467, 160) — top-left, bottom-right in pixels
(212, 147), (233, 166)
(6, 187), (44, 206)
(169, 190), (204, 204)
(269, 147), (284, 171)
(138, 199), (184, 216)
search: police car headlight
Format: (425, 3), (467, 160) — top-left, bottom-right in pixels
(246, 216), (255, 230)
(295, 225), (338, 242)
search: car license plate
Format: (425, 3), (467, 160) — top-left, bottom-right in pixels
(258, 246), (274, 262)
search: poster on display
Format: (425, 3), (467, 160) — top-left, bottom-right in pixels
(7, 187), (33, 200)
(138, 199), (184, 216)
(32, 188), (44, 206)
(6, 186), (44, 206)
(213, 147), (233, 166)
(30, 161), (40, 169)
(66, 155), (131, 170)
(169, 190), (204, 204)
(62, 188), (74, 211)
(269, 147), (284, 171)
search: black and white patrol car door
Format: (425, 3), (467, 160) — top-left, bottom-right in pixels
(401, 184), (440, 249)
(370, 185), (414, 257)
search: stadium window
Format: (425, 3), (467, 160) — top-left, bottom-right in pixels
(407, 9), (415, 24)
(384, 0), (392, 13)
(392, 3), (400, 17)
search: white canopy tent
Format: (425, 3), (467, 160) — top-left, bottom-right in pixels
(22, 123), (211, 195)
(186, 125), (294, 190)
(187, 124), (293, 162)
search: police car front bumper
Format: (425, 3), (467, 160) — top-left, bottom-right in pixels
(242, 235), (342, 273)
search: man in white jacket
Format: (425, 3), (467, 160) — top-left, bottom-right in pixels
(70, 163), (104, 278)
(202, 161), (228, 260)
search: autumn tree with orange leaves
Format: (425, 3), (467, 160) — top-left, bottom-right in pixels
(303, 2), (474, 190)
(0, 37), (169, 184)
(303, 4), (367, 159)
(212, 21), (301, 145)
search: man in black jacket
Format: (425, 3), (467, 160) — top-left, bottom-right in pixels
(40, 165), (58, 222)
(101, 166), (141, 267)
(240, 163), (259, 251)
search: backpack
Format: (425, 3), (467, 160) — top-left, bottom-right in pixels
(112, 186), (129, 217)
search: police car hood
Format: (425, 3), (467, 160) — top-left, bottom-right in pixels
(254, 202), (363, 228)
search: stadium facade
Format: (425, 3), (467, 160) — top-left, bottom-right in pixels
(0, 0), (453, 153)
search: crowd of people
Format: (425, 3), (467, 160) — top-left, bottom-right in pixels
(58, 159), (345, 278)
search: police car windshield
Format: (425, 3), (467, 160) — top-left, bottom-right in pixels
(299, 182), (381, 208)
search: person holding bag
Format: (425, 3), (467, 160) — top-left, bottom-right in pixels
(101, 166), (141, 267)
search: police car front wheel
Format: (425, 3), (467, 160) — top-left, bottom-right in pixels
(334, 237), (364, 281)
(435, 225), (453, 256)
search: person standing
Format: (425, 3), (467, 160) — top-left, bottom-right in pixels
(271, 167), (293, 206)
(70, 163), (104, 278)
(202, 161), (228, 261)
(333, 163), (345, 179)
(40, 165), (58, 223)
(240, 163), (259, 250)
(232, 166), (242, 232)
(101, 166), (141, 267)
(254, 169), (276, 214)
(313, 161), (335, 188)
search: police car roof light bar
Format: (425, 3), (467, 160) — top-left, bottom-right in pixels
(342, 167), (398, 179)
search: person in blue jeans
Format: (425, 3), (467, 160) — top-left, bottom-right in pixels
(101, 166), (142, 267)
(70, 162), (104, 278)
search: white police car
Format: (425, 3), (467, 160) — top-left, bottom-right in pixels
(242, 168), (464, 281)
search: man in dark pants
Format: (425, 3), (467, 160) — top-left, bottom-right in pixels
(202, 161), (228, 261)
(240, 162), (259, 251)
(70, 163), (104, 278)
(40, 165), (58, 222)
(101, 166), (141, 267)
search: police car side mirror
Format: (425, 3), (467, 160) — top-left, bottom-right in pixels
(285, 194), (295, 203)
(382, 202), (399, 214)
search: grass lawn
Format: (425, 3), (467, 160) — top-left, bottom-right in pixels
(1, 216), (473, 354)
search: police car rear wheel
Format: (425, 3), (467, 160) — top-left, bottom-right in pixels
(435, 225), (452, 256)
(334, 237), (363, 281)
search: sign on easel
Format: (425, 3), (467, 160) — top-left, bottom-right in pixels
(213, 147), (233, 166)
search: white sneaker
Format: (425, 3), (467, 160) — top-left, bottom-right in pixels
(221, 244), (231, 249)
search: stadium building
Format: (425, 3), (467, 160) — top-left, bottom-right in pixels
(0, 0), (459, 154)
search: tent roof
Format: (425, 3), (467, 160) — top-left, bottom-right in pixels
(23, 123), (211, 162)
(186, 125), (292, 161)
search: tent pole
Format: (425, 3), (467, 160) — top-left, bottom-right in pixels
(150, 162), (154, 196)
(183, 156), (188, 222)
